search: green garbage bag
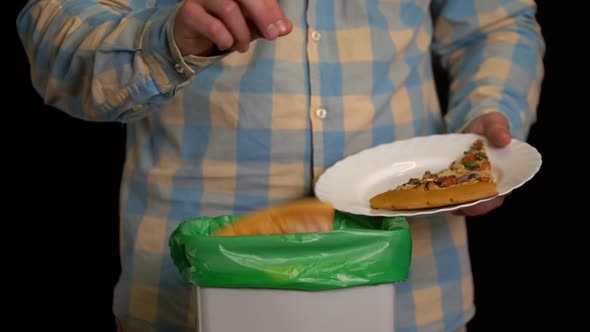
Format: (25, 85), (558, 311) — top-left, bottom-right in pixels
(169, 211), (412, 291)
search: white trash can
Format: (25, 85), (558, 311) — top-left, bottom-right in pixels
(170, 213), (411, 332)
(194, 283), (396, 332)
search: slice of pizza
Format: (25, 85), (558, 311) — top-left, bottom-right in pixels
(369, 138), (499, 210)
(213, 198), (335, 236)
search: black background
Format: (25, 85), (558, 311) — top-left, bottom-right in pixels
(12, 1), (574, 331)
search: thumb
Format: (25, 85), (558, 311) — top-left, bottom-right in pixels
(465, 112), (512, 148)
(484, 113), (512, 147)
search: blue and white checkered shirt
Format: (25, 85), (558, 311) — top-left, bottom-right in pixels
(17, 0), (544, 331)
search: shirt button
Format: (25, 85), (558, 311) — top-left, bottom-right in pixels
(315, 108), (327, 119)
(311, 30), (321, 42)
(174, 63), (184, 74)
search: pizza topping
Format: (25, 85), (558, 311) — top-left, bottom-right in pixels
(423, 171), (436, 180)
(476, 159), (491, 171)
(440, 176), (457, 187)
(407, 178), (420, 185)
(462, 159), (477, 170)
(462, 150), (489, 169)
(458, 172), (478, 183)
(463, 153), (476, 162)
(393, 138), (495, 191)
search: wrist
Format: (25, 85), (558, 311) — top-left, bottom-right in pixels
(173, 23), (218, 57)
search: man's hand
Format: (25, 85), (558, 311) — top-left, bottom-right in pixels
(455, 112), (511, 217)
(174, 0), (293, 56)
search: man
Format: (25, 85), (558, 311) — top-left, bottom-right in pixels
(16, 0), (545, 331)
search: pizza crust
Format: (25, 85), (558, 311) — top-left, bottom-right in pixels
(369, 181), (499, 210)
(213, 198), (335, 236)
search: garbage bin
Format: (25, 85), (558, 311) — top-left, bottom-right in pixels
(169, 211), (412, 332)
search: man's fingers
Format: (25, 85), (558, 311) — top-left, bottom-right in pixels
(245, 21), (263, 40)
(454, 196), (505, 216)
(204, 0), (252, 52)
(176, 0), (291, 55)
(238, 0), (292, 40)
(181, 2), (234, 50)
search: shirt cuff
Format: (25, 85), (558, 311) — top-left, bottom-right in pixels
(140, 5), (232, 94)
(166, 6), (233, 74)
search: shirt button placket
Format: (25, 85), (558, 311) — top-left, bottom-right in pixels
(305, 3), (325, 181)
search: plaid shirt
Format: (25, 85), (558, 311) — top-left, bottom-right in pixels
(18, 0), (544, 331)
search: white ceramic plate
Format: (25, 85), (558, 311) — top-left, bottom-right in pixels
(314, 133), (542, 217)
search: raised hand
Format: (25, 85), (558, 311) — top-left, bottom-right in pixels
(174, 0), (293, 56)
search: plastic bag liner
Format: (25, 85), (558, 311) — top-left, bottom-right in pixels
(169, 211), (412, 291)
